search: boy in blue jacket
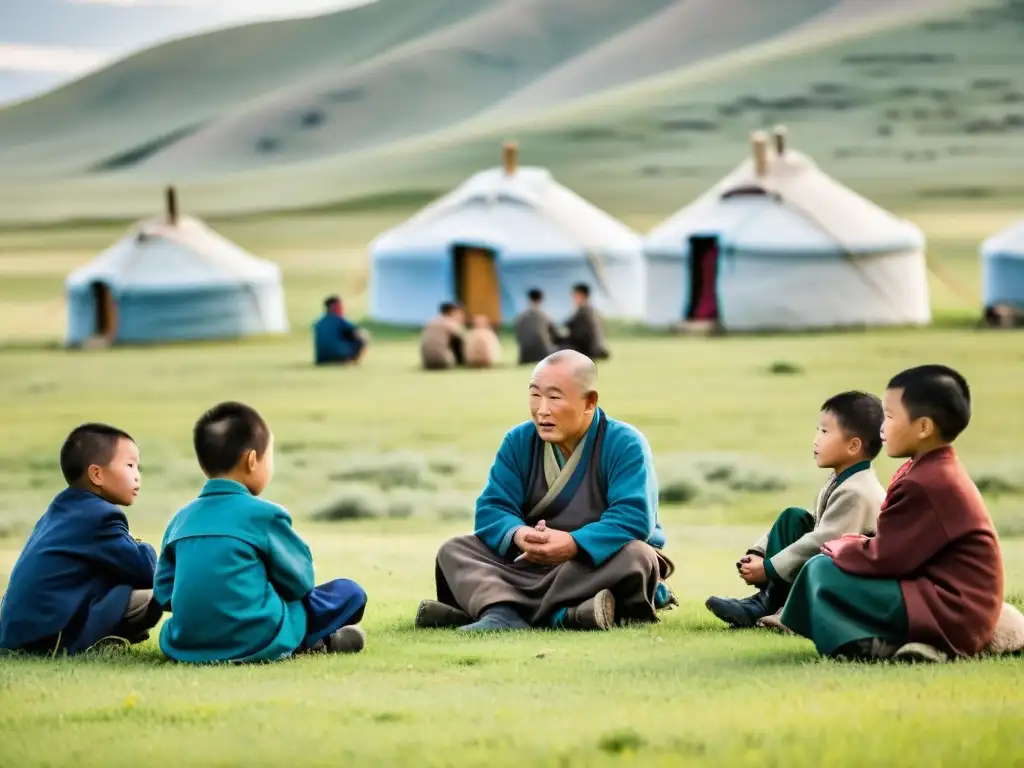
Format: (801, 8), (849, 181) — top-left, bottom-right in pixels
(0, 424), (161, 655)
(155, 401), (367, 663)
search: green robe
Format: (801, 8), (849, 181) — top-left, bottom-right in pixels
(154, 479), (316, 663)
(780, 554), (908, 656)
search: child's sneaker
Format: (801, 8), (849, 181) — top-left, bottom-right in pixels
(326, 625), (365, 654)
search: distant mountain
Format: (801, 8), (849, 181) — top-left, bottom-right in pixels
(0, 0), (373, 105)
(0, 0), (1019, 225)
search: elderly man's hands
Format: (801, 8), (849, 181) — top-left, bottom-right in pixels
(514, 520), (578, 565)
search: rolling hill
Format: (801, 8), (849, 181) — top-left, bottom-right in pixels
(0, 0), (1021, 226)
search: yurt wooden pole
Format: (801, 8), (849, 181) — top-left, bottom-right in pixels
(751, 131), (769, 177)
(773, 124), (788, 156)
(166, 186), (178, 225)
(502, 141), (518, 175)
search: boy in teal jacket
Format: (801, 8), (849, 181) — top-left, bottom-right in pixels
(155, 402), (367, 663)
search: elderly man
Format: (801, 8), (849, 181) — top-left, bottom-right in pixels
(415, 349), (675, 631)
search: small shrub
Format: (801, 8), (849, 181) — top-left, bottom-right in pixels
(312, 484), (387, 521)
(385, 488), (424, 519)
(330, 452), (437, 490)
(656, 453), (788, 504)
(693, 455), (789, 493)
(255, 137), (279, 153)
(974, 474), (1022, 496)
(598, 729), (646, 754)
(658, 465), (706, 505)
(972, 465), (1024, 496)
(768, 360), (803, 375)
(427, 458), (459, 476)
(429, 491), (477, 520)
(725, 466), (789, 493)
(300, 110), (325, 128)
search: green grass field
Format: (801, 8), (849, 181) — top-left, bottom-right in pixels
(2, 0), (1024, 763)
(2, 210), (1024, 766)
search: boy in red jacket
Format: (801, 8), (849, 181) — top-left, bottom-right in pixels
(780, 364), (1004, 662)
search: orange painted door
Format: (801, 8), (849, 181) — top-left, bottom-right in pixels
(462, 248), (501, 325)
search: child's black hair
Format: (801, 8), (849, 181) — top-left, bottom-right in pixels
(887, 364), (971, 441)
(60, 423), (135, 485)
(193, 401), (270, 476)
(572, 283), (590, 298)
(820, 391), (884, 460)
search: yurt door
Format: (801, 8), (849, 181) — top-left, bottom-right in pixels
(686, 236), (721, 322)
(91, 282), (118, 342)
(453, 245), (501, 325)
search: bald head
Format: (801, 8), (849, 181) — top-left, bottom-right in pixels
(532, 349), (597, 396)
(529, 350), (598, 449)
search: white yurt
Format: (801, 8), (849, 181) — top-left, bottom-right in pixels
(980, 219), (1024, 326)
(643, 128), (931, 332)
(368, 142), (646, 326)
(65, 188), (288, 346)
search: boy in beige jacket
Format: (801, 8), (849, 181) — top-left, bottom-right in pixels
(706, 391), (885, 629)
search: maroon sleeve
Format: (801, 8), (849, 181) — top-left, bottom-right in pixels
(831, 479), (947, 578)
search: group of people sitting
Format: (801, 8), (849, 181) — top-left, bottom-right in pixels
(311, 283), (610, 371)
(419, 283), (610, 370)
(1, 355), (1020, 665)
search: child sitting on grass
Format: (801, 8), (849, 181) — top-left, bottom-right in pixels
(0, 424), (161, 655)
(705, 391), (885, 629)
(780, 364), (1004, 662)
(154, 401), (368, 663)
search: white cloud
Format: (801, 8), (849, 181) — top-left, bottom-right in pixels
(0, 44), (112, 74)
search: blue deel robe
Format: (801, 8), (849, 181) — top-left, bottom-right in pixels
(313, 312), (364, 364)
(154, 479), (367, 663)
(473, 407), (667, 567)
(0, 488), (157, 655)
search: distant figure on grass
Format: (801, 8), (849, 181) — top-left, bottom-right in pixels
(154, 402), (368, 662)
(420, 302), (466, 370)
(0, 424), (161, 656)
(561, 283), (609, 361)
(415, 349), (676, 632)
(780, 365), (1005, 663)
(313, 295), (369, 365)
(514, 288), (564, 365)
(705, 391), (885, 630)
(464, 314), (502, 368)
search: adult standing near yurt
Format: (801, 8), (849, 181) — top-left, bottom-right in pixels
(368, 141), (646, 327)
(65, 188), (288, 347)
(643, 127), (931, 333)
(980, 219), (1024, 327)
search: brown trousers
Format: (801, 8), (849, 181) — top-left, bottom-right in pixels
(435, 535), (673, 625)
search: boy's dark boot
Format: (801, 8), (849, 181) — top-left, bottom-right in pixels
(415, 599), (473, 628)
(705, 588), (773, 628)
(326, 625), (366, 654)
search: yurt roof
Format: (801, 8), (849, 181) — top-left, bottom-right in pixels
(646, 128), (923, 255)
(982, 219), (1024, 258)
(373, 142), (641, 255)
(67, 189), (280, 290)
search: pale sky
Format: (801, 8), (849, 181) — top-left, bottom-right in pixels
(0, 0), (374, 104)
